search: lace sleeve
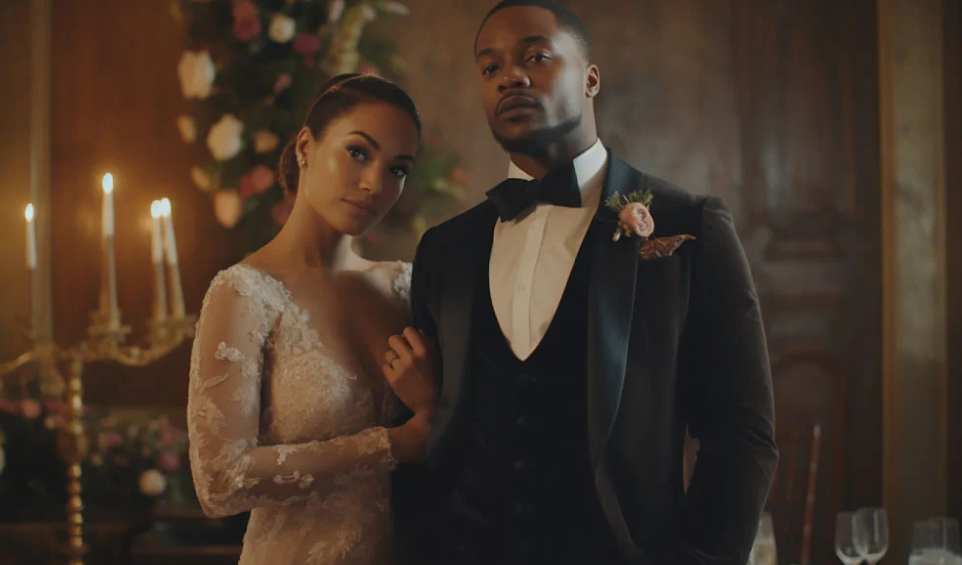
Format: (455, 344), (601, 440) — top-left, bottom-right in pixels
(187, 269), (397, 518)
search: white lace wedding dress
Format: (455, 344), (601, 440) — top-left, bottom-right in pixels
(187, 261), (411, 565)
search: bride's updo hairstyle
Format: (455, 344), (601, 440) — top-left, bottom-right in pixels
(278, 73), (422, 195)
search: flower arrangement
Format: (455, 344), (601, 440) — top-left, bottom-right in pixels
(83, 411), (192, 508)
(172, 0), (466, 255)
(0, 394), (193, 518)
(0, 396), (67, 520)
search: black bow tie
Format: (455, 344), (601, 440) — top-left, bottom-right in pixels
(485, 163), (582, 221)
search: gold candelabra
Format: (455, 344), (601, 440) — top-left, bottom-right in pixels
(4, 177), (193, 565)
(0, 311), (195, 565)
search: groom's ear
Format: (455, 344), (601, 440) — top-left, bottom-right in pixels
(585, 64), (601, 99)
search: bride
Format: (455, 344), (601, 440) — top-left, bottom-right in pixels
(187, 73), (435, 565)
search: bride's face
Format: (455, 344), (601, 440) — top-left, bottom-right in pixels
(296, 102), (419, 235)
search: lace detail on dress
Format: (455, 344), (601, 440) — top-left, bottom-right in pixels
(392, 261), (412, 304)
(187, 263), (399, 564)
(215, 342), (244, 363)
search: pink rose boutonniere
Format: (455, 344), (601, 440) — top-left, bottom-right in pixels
(606, 189), (697, 260)
(606, 190), (655, 242)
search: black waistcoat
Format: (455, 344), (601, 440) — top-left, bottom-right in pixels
(440, 220), (622, 565)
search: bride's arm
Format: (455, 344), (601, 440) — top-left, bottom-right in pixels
(187, 274), (397, 518)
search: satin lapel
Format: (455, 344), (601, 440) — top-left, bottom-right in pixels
(586, 153), (646, 466)
(430, 203), (499, 448)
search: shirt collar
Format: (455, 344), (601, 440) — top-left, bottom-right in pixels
(506, 138), (607, 205)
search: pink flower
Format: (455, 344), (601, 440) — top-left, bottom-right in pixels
(43, 398), (65, 414)
(250, 165), (275, 193)
(292, 33), (322, 55)
(157, 451), (181, 473)
(238, 166), (273, 199)
(232, 0), (262, 42)
(272, 198), (294, 226)
(0, 399), (18, 415)
(617, 202), (655, 239)
(98, 431), (123, 450)
(238, 173), (257, 199)
(20, 399), (41, 420)
(273, 73), (292, 94)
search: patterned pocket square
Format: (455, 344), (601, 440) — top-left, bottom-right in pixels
(638, 234), (696, 260)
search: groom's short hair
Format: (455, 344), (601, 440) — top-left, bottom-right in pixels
(475, 0), (592, 58)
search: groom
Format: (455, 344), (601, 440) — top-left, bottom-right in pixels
(394, 1), (777, 564)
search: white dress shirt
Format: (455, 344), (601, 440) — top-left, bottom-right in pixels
(489, 139), (608, 361)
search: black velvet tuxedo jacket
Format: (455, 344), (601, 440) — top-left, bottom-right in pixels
(394, 151), (778, 565)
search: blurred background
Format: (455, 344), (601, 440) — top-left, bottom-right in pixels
(0, 0), (958, 563)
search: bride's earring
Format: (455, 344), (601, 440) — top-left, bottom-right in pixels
(297, 153), (307, 168)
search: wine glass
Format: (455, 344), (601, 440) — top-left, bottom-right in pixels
(836, 512), (864, 565)
(910, 518), (961, 565)
(854, 508), (889, 564)
(935, 518), (962, 555)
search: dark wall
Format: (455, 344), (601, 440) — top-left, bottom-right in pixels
(0, 1), (33, 360)
(49, 1), (235, 406)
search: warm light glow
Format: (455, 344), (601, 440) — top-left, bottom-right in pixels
(159, 197), (172, 218)
(150, 200), (163, 219)
(25, 203), (35, 222)
(102, 173), (114, 194)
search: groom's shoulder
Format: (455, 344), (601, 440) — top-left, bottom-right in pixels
(419, 200), (496, 250)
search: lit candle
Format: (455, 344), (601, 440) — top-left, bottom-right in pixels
(25, 203), (39, 340)
(100, 173), (120, 326)
(160, 198), (185, 318)
(25, 204), (37, 270)
(102, 173), (115, 237)
(150, 201), (168, 323)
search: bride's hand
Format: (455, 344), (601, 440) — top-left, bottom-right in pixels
(382, 327), (437, 415)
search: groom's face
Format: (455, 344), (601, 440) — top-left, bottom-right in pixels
(475, 6), (595, 152)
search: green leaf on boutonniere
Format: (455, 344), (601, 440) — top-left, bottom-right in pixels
(605, 189), (654, 212)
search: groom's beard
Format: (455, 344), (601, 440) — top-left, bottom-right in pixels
(492, 112), (583, 157)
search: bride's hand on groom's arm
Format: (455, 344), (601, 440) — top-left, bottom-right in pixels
(382, 327), (437, 414)
(382, 327), (438, 463)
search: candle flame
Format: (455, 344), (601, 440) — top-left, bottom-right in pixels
(102, 173), (114, 194)
(25, 203), (35, 222)
(150, 200), (163, 219)
(159, 197), (172, 218)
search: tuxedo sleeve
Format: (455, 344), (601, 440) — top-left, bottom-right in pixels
(393, 227), (446, 565)
(661, 196), (778, 565)
(411, 227), (438, 340)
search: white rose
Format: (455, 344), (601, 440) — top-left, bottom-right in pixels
(176, 115), (196, 143)
(268, 13), (296, 43)
(328, 0), (345, 22)
(177, 50), (216, 100)
(253, 130), (280, 153)
(207, 114), (244, 161)
(214, 190), (244, 228)
(191, 166), (213, 191)
(138, 469), (167, 497)
(378, 1), (409, 16)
